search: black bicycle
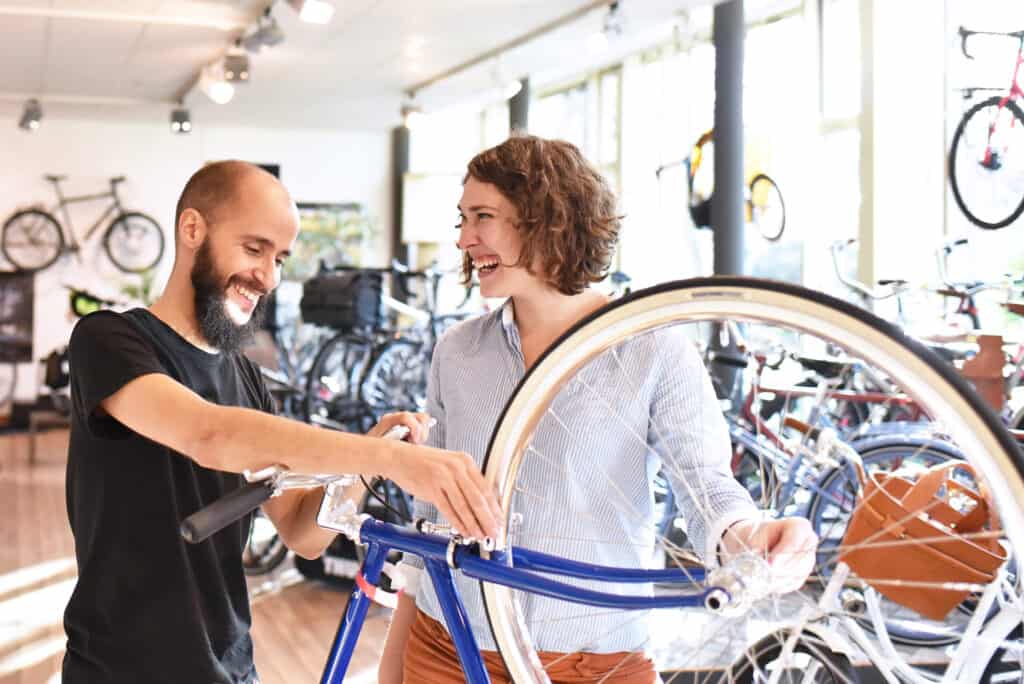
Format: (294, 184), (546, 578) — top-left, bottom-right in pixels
(2, 175), (165, 273)
(303, 261), (474, 432)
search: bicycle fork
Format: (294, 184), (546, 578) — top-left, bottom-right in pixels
(320, 542), (390, 683)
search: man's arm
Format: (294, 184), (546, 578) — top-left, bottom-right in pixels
(100, 373), (500, 539)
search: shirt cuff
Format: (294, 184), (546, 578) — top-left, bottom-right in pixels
(704, 507), (763, 568)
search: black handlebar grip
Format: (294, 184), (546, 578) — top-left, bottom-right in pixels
(180, 481), (274, 544)
(708, 351), (749, 369)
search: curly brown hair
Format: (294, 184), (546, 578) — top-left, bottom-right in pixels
(462, 134), (621, 296)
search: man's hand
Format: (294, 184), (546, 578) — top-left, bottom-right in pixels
(368, 411), (433, 444)
(720, 517), (818, 593)
(369, 411), (502, 540)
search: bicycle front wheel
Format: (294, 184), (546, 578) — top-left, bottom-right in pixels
(104, 212), (165, 273)
(480, 277), (1024, 683)
(1, 209), (63, 272)
(949, 96), (1024, 230)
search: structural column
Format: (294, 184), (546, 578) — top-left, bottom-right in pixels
(390, 125), (410, 265)
(712, 0), (745, 276)
(709, 0), (746, 398)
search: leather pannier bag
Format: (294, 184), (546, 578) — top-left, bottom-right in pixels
(300, 270), (383, 332)
(839, 460), (1007, 621)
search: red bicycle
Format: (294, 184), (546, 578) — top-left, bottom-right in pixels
(949, 26), (1024, 230)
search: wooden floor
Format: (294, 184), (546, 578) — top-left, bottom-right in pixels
(0, 428), (390, 684)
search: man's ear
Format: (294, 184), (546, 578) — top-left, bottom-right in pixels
(177, 208), (207, 251)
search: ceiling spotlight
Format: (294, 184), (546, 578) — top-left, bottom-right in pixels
(18, 98), (42, 131)
(503, 79), (523, 100)
(170, 107), (192, 134)
(223, 45), (250, 83)
(603, 1), (626, 37)
(401, 103), (424, 130)
(241, 9), (285, 52)
(589, 1), (625, 53)
(198, 62), (235, 105)
(288, 0), (334, 24)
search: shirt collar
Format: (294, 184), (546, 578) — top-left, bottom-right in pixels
(499, 299), (523, 354)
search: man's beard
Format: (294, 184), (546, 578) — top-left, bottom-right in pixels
(191, 241), (266, 353)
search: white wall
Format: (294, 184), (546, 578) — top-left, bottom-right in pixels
(0, 118), (390, 403)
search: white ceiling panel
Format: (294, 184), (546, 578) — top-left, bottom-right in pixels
(0, 15), (47, 93)
(46, 17), (144, 64)
(0, 0), (742, 130)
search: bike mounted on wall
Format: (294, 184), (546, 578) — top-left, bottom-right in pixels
(656, 128), (787, 242)
(1, 175), (165, 274)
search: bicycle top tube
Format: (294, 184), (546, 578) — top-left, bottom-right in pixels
(355, 517), (714, 612)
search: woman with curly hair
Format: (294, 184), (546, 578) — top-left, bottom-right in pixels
(378, 135), (815, 683)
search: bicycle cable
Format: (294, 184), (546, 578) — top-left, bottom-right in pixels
(358, 475), (413, 523)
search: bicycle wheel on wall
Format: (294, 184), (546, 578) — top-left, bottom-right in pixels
(480, 276), (1024, 684)
(949, 96), (1024, 230)
(1, 209), (63, 272)
(748, 173), (786, 241)
(103, 212), (165, 273)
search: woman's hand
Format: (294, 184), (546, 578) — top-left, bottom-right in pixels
(720, 517), (818, 593)
(368, 411), (433, 444)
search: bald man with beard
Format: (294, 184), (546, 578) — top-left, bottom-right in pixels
(61, 161), (500, 684)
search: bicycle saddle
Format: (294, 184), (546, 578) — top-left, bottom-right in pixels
(44, 174), (67, 182)
(925, 344), (972, 364)
(110, 176), (126, 185)
(792, 354), (848, 379)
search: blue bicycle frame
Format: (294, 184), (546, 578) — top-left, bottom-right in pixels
(319, 517), (712, 684)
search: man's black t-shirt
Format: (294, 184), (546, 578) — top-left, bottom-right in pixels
(63, 309), (275, 684)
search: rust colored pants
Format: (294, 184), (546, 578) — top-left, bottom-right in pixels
(403, 608), (658, 683)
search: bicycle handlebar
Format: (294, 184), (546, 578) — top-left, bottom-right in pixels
(959, 26), (1024, 60)
(829, 239), (909, 301)
(180, 480), (274, 544)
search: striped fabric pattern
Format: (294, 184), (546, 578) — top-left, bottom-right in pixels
(404, 300), (758, 653)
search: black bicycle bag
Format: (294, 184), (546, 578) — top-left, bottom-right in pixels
(300, 270), (383, 331)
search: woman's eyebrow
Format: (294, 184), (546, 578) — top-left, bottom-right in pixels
(458, 204), (499, 213)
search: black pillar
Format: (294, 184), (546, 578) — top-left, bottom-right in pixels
(509, 77), (530, 135)
(390, 125), (410, 265)
(709, 0), (745, 399)
(712, 0), (744, 276)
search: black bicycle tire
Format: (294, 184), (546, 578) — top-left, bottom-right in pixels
(360, 337), (428, 415)
(748, 172), (786, 241)
(103, 212), (165, 273)
(242, 510), (289, 576)
(302, 331), (373, 428)
(718, 630), (857, 683)
(949, 95), (1024, 230)
(1, 209), (64, 272)
(0, 361), (15, 408)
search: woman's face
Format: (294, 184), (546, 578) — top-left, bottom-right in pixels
(457, 177), (541, 299)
